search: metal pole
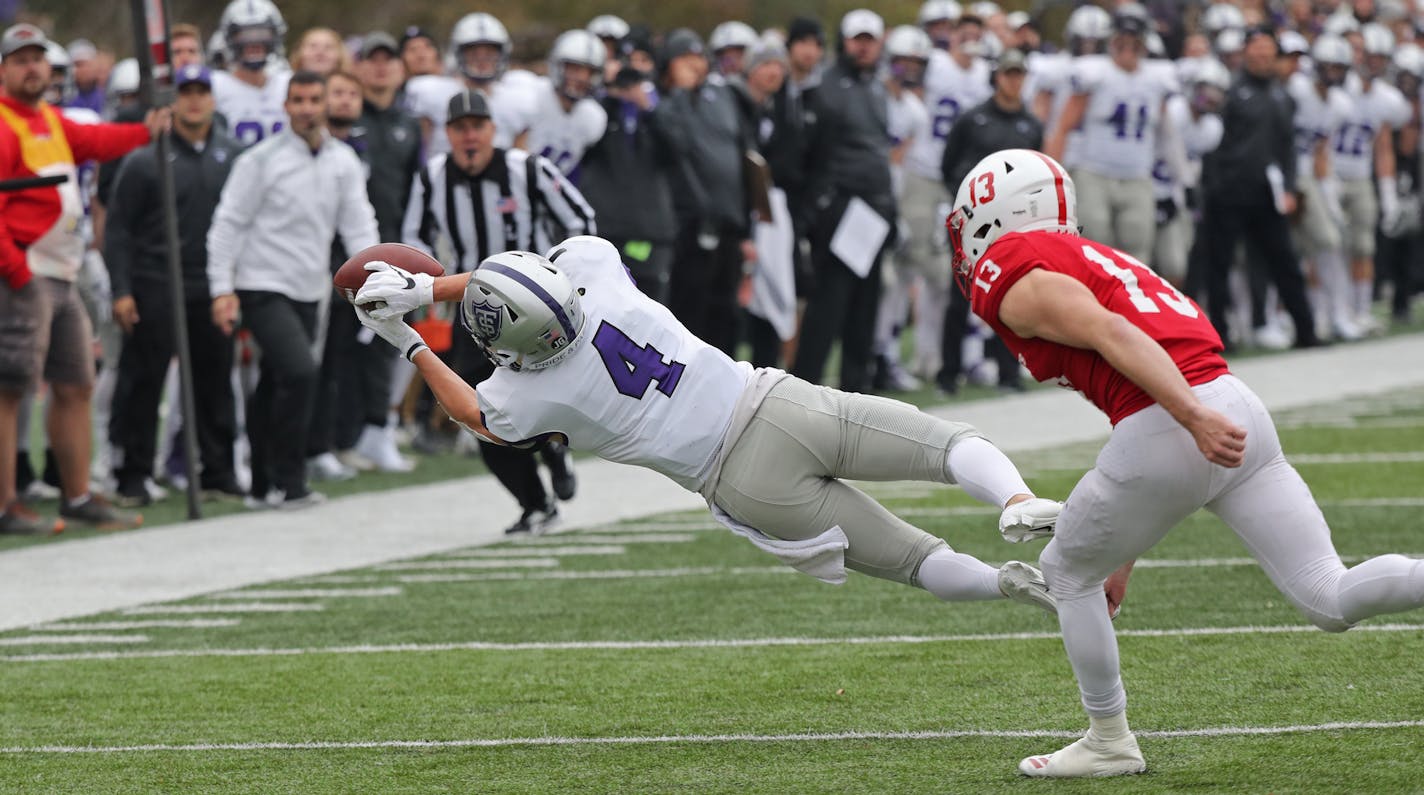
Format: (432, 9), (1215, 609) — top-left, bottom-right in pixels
(130, 0), (202, 519)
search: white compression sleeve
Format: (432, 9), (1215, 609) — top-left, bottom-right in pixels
(944, 437), (1032, 507)
(918, 548), (1003, 601)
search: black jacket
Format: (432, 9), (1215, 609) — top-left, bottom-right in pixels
(578, 94), (678, 244)
(352, 98), (423, 243)
(104, 127), (243, 300)
(1201, 69), (1297, 203)
(941, 97), (1045, 197)
(802, 55), (896, 223)
(652, 80), (750, 236)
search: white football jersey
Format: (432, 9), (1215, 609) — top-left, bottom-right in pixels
(1332, 73), (1410, 181)
(403, 73), (536, 156)
(212, 68), (291, 147)
(1151, 95), (1223, 200)
(887, 88), (930, 195)
(1072, 55), (1179, 179)
(1034, 52), (1090, 168)
(477, 236), (754, 492)
(1287, 72), (1353, 176)
(522, 77), (609, 176)
(904, 50), (991, 180)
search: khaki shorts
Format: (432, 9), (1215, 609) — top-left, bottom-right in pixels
(1337, 178), (1377, 259)
(1071, 169), (1157, 264)
(0, 275), (95, 393)
(711, 376), (982, 586)
(1291, 173), (1343, 258)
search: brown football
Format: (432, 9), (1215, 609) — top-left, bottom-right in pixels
(333, 243), (445, 305)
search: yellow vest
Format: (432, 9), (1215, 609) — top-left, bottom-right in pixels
(0, 100), (75, 174)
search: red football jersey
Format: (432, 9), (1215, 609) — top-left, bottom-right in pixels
(968, 230), (1229, 425)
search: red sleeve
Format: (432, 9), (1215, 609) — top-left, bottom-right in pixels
(60, 116), (151, 165)
(0, 131), (31, 289)
(967, 234), (1046, 327)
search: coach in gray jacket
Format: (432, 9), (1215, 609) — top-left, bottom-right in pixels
(207, 71), (379, 509)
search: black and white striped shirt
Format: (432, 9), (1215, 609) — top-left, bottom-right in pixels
(400, 147), (596, 272)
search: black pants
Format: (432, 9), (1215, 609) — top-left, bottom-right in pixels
(792, 205), (883, 393)
(449, 330), (553, 513)
(1200, 193), (1319, 346)
(606, 237), (674, 306)
(745, 312), (782, 368)
(309, 294), (396, 456)
(238, 291), (320, 497)
(1376, 228), (1417, 318)
(109, 280), (237, 490)
(668, 225), (743, 356)
(939, 285), (1021, 391)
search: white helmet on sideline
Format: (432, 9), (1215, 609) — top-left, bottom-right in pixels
(709, 20), (758, 53)
(918, 0), (963, 26)
(450, 12), (510, 83)
(462, 251), (586, 372)
(587, 14), (630, 42)
(886, 25), (933, 61)
(948, 149), (1078, 279)
(549, 29), (606, 100)
(219, 0), (286, 71)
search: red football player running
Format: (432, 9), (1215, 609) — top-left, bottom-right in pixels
(951, 149), (1424, 778)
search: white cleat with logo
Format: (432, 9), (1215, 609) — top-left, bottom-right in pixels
(997, 561), (1057, 616)
(1019, 732), (1146, 778)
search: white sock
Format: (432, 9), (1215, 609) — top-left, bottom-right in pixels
(1315, 251), (1351, 325)
(944, 437), (1031, 507)
(917, 548), (1002, 601)
(1339, 554), (1424, 625)
(1354, 279), (1374, 318)
(1088, 711), (1131, 741)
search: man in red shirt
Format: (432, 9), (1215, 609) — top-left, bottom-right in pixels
(950, 149), (1424, 777)
(0, 24), (168, 534)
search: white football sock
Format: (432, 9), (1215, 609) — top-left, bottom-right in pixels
(918, 548), (1002, 601)
(1339, 554), (1424, 625)
(1088, 711), (1131, 740)
(944, 437), (1031, 507)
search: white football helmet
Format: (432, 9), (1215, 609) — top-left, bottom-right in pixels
(450, 12), (510, 83)
(1311, 33), (1354, 67)
(886, 25), (933, 61)
(917, 0), (963, 26)
(108, 57), (141, 97)
(219, 0), (286, 71)
(549, 29), (605, 100)
(709, 21), (758, 53)
(1394, 43), (1424, 78)
(1065, 5), (1111, 52)
(1191, 57), (1231, 92)
(462, 251), (586, 372)
(1361, 23), (1395, 56)
(970, 1), (1003, 20)
(587, 14), (630, 42)
(1321, 11), (1361, 36)
(1201, 3), (1246, 36)
(948, 149), (1078, 280)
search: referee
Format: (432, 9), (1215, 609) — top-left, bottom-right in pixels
(937, 49), (1042, 395)
(401, 89), (595, 535)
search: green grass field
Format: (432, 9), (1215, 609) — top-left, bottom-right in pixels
(2, 390), (1422, 793)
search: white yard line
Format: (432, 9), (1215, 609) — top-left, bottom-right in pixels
(1323, 498), (1424, 507)
(6, 622), (1421, 663)
(390, 565), (796, 584)
(377, 559), (565, 571)
(1289, 452), (1424, 464)
(121, 603), (325, 615)
(3, 720), (1422, 754)
(0, 634), (150, 647)
(31, 619), (239, 631)
(206, 588), (401, 600)
(526, 532), (706, 543)
(445, 546), (634, 558)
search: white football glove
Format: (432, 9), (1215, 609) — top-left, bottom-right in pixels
(353, 304), (428, 361)
(354, 261), (435, 320)
(998, 497), (1062, 544)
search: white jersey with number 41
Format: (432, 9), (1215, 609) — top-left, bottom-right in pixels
(476, 236), (753, 491)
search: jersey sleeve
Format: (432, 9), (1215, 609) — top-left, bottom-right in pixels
(966, 234), (1047, 326)
(573, 98), (609, 146)
(545, 235), (632, 287)
(474, 376), (520, 444)
(1069, 57), (1106, 95)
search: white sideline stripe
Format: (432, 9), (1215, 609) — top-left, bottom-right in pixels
(0, 634), (150, 647)
(207, 588), (401, 600)
(518, 533), (700, 545)
(392, 566), (795, 584)
(1322, 498), (1424, 507)
(121, 603), (326, 615)
(579, 523), (719, 534)
(32, 619), (239, 631)
(378, 558), (565, 572)
(892, 506), (999, 518)
(446, 546), (632, 558)
(3, 720), (1422, 754)
(6, 623), (1421, 663)
(1290, 452), (1424, 464)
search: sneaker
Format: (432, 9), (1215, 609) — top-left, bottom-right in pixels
(353, 426), (415, 473)
(1252, 324), (1292, 351)
(545, 442), (577, 501)
(997, 561), (1057, 616)
(505, 503), (560, 536)
(1331, 317), (1366, 342)
(59, 494), (142, 531)
(114, 479), (153, 508)
(21, 479), (61, 502)
(335, 448), (376, 473)
(307, 452), (357, 482)
(201, 478), (247, 502)
(144, 478), (169, 503)
(243, 490), (278, 511)
(998, 498), (1061, 543)
(275, 489), (327, 511)
(881, 359), (922, 392)
(1019, 732), (1146, 778)
(0, 503), (63, 536)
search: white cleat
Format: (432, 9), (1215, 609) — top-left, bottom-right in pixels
(1019, 733), (1146, 778)
(998, 497), (1061, 543)
(998, 561), (1056, 616)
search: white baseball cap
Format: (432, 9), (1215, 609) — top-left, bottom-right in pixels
(841, 9), (885, 40)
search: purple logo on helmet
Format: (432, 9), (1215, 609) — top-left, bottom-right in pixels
(469, 300), (503, 340)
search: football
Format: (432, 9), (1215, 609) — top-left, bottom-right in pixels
(333, 243), (445, 306)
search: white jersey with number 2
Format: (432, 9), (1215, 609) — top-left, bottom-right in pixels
(476, 236), (753, 491)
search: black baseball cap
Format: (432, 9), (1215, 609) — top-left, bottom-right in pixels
(360, 31), (400, 59)
(447, 89), (492, 122)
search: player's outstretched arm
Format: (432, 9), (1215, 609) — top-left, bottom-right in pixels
(355, 262), (471, 320)
(998, 269), (1246, 468)
(352, 304), (506, 445)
